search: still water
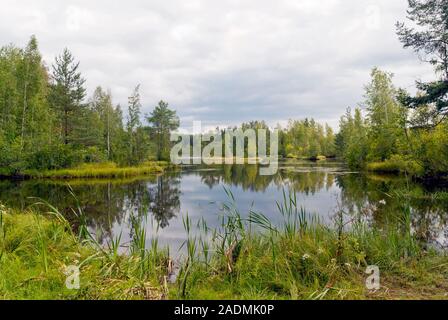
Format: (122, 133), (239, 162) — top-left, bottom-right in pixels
(1, 160), (448, 252)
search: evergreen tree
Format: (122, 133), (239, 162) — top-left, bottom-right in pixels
(396, 0), (448, 115)
(126, 85), (150, 164)
(49, 48), (86, 145)
(146, 100), (180, 161)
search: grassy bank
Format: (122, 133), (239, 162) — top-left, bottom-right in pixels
(365, 156), (425, 177)
(1, 191), (448, 300)
(21, 161), (170, 179)
(173, 191), (448, 300)
(0, 204), (169, 299)
(285, 155), (328, 161)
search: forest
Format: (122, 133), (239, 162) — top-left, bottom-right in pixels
(2, 0), (448, 301)
(0, 1), (447, 179)
(1, 36), (447, 179)
(0, 39), (181, 176)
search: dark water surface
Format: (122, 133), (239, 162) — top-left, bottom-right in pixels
(1, 160), (448, 252)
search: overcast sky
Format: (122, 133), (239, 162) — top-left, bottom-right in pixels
(0, 0), (435, 130)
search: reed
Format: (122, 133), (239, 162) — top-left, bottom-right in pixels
(169, 187), (448, 299)
(1, 186), (448, 300)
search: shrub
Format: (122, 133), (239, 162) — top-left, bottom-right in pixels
(26, 144), (85, 170)
(366, 154), (424, 176)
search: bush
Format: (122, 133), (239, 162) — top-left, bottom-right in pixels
(366, 154), (424, 176)
(412, 123), (448, 176)
(82, 146), (107, 164)
(25, 145), (108, 171)
(26, 144), (84, 170)
(0, 139), (28, 174)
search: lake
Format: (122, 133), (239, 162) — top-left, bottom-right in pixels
(1, 160), (448, 253)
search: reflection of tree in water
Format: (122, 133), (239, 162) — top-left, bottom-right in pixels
(335, 174), (370, 217)
(2, 163), (448, 247)
(410, 200), (448, 247)
(148, 173), (181, 229)
(336, 173), (448, 246)
(0, 179), (134, 244)
(0, 174), (181, 241)
(193, 164), (272, 191)
(200, 172), (221, 189)
(98, 174), (181, 232)
(282, 171), (333, 195)
(195, 163), (334, 195)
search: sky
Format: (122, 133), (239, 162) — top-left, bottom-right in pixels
(0, 0), (435, 131)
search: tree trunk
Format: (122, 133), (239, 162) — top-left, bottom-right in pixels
(20, 61), (30, 151)
(107, 107), (110, 159)
(64, 108), (69, 144)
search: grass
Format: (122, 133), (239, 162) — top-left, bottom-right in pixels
(0, 203), (170, 299)
(366, 157), (424, 177)
(285, 155), (328, 161)
(1, 189), (448, 300)
(171, 189), (448, 300)
(22, 161), (170, 179)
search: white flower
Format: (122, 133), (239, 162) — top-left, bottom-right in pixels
(379, 199), (386, 205)
(302, 253), (311, 260)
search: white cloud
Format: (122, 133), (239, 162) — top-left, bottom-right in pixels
(0, 0), (435, 130)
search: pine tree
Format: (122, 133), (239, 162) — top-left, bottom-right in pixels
(396, 0), (448, 115)
(146, 100), (180, 161)
(49, 48), (86, 145)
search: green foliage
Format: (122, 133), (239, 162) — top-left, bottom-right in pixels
(49, 48), (86, 145)
(396, 0), (448, 114)
(281, 118), (335, 159)
(25, 144), (83, 170)
(171, 190), (448, 300)
(124, 85), (153, 165)
(336, 108), (368, 169)
(366, 154), (424, 176)
(364, 68), (407, 162)
(146, 100), (180, 161)
(27, 161), (166, 179)
(335, 68), (447, 177)
(409, 122), (448, 175)
(0, 38), (166, 174)
(0, 207), (167, 299)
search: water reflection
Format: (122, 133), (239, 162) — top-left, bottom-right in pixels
(0, 160), (447, 249)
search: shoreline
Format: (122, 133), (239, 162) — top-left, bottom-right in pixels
(0, 161), (172, 180)
(0, 158), (447, 182)
(1, 197), (447, 300)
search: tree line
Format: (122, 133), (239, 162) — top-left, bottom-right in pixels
(0, 37), (179, 174)
(1, 0), (446, 178)
(0, 36), (339, 174)
(336, 0), (448, 177)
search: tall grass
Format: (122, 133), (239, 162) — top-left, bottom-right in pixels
(1, 185), (447, 300)
(23, 161), (168, 179)
(169, 187), (444, 299)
